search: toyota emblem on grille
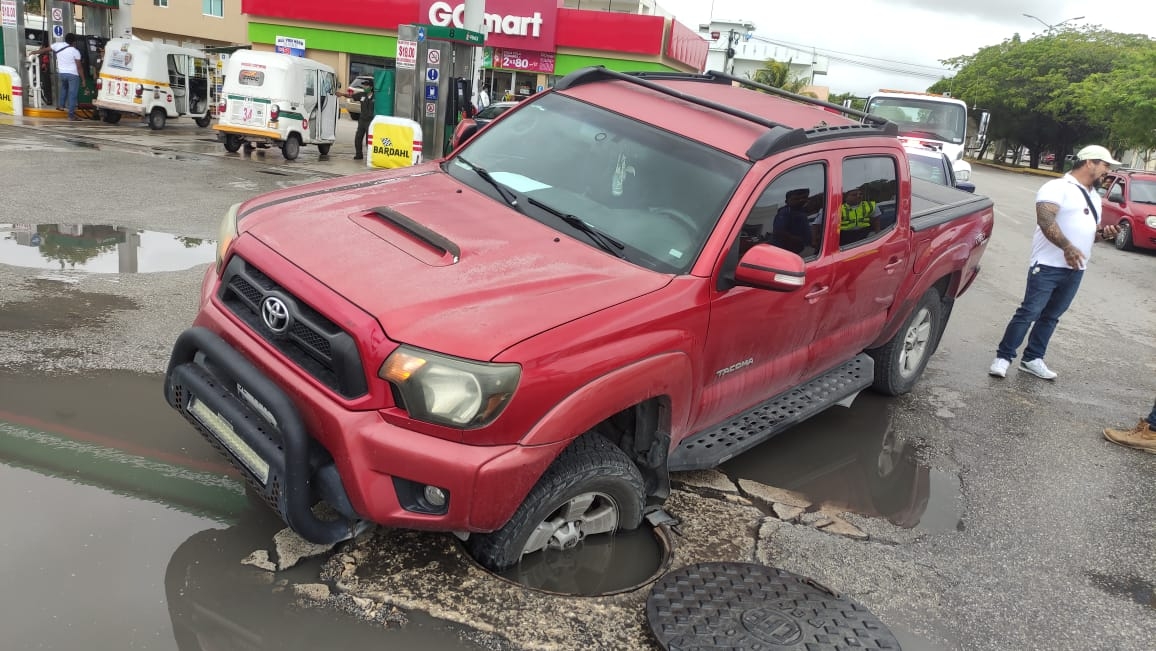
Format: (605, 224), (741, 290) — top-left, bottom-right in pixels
(261, 296), (290, 334)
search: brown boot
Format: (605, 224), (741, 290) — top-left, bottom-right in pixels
(1103, 420), (1156, 454)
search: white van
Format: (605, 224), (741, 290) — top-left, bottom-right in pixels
(93, 39), (212, 130)
(213, 50), (338, 160)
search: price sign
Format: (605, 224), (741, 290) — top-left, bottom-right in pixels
(397, 40), (418, 70)
(493, 49), (555, 74)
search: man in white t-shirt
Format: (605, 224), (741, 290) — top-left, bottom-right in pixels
(988, 145), (1121, 380)
(30, 34), (86, 121)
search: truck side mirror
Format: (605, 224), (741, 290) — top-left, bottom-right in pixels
(734, 245), (806, 292)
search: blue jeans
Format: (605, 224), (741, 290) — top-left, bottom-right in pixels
(1147, 400), (1156, 428)
(60, 73), (80, 120)
(996, 263), (1083, 362)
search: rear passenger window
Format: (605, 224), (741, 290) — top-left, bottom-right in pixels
(839, 156), (898, 248)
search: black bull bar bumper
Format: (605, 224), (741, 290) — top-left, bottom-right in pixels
(163, 326), (366, 544)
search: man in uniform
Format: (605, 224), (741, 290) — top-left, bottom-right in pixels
(352, 79), (375, 161)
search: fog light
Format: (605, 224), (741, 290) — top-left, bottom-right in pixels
(423, 485), (447, 507)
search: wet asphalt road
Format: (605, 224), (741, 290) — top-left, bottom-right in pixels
(0, 117), (1154, 650)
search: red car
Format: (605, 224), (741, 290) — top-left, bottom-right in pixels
(163, 69), (994, 571)
(1099, 169), (1156, 251)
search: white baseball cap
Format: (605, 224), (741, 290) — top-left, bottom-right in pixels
(1074, 145), (1121, 166)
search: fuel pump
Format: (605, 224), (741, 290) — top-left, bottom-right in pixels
(25, 28), (52, 107)
(393, 24), (480, 158)
(77, 35), (107, 106)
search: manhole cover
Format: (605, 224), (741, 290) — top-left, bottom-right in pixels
(646, 562), (900, 650)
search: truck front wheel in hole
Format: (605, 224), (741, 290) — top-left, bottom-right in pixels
(148, 108), (166, 130)
(869, 287), (943, 396)
(466, 433), (645, 572)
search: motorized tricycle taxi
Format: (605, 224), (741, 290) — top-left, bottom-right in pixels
(213, 50), (338, 160)
(93, 38), (213, 130)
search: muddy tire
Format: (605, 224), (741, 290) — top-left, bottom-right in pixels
(281, 134), (301, 161)
(868, 288), (943, 396)
(1114, 221), (1134, 251)
(223, 134), (243, 153)
(148, 108), (167, 131)
(466, 433), (645, 572)
(194, 115), (212, 128)
(317, 143), (332, 156)
(101, 110), (122, 124)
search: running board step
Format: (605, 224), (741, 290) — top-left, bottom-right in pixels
(668, 354), (874, 472)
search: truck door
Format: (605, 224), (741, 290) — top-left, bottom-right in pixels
(1100, 175), (1125, 228)
(695, 158), (837, 430)
(813, 151), (908, 366)
(303, 69), (319, 140)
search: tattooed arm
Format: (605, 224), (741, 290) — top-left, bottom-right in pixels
(1036, 201), (1084, 268)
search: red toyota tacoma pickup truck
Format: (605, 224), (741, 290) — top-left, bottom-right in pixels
(164, 69), (993, 571)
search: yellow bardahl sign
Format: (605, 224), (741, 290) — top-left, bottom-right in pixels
(368, 117), (423, 169)
(0, 71), (15, 116)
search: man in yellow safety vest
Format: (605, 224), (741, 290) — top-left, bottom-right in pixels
(839, 186), (881, 246)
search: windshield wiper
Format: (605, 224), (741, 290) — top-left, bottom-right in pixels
(525, 197), (626, 258)
(456, 156), (519, 209)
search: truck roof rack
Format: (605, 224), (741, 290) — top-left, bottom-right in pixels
(553, 67), (897, 160)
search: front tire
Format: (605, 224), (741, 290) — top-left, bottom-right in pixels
(317, 143), (332, 156)
(1115, 222), (1134, 251)
(869, 288), (943, 396)
(194, 115), (212, 128)
(466, 433), (645, 572)
(101, 110), (121, 124)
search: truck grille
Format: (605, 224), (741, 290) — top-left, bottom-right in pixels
(218, 256), (368, 399)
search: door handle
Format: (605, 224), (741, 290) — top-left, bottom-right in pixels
(805, 285), (830, 302)
(884, 256), (905, 272)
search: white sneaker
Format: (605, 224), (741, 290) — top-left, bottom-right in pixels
(988, 358), (1010, 378)
(1019, 358), (1058, 380)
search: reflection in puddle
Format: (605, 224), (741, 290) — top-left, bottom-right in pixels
(0, 371), (482, 650)
(1, 223), (214, 273)
(497, 526), (666, 596)
(722, 393), (962, 533)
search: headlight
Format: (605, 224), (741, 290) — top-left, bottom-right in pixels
(216, 202), (241, 272)
(1146, 216), (1156, 229)
(379, 346), (521, 428)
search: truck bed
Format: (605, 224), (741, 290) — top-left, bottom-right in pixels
(910, 178), (994, 231)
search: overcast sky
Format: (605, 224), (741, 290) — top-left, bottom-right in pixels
(656, 0), (1156, 96)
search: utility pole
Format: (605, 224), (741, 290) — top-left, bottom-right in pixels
(723, 29), (736, 75)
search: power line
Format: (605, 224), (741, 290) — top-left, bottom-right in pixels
(746, 34), (954, 74)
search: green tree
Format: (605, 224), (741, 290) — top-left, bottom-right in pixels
(750, 59), (810, 95)
(828, 92), (865, 112)
(1073, 45), (1156, 154)
(933, 26), (1151, 171)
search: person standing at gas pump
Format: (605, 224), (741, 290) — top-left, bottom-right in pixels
(352, 79), (375, 161)
(30, 34), (86, 121)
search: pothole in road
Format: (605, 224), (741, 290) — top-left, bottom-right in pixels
(0, 224), (215, 273)
(490, 524), (672, 597)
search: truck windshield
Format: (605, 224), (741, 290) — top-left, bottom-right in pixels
(447, 93), (750, 274)
(866, 97), (966, 145)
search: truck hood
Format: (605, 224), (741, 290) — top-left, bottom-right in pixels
(239, 166), (672, 360)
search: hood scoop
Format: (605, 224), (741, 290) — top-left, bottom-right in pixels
(350, 206), (461, 267)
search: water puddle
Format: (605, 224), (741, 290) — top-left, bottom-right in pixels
(0, 371), (485, 650)
(496, 525), (670, 596)
(722, 393), (963, 533)
(1, 223), (214, 273)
